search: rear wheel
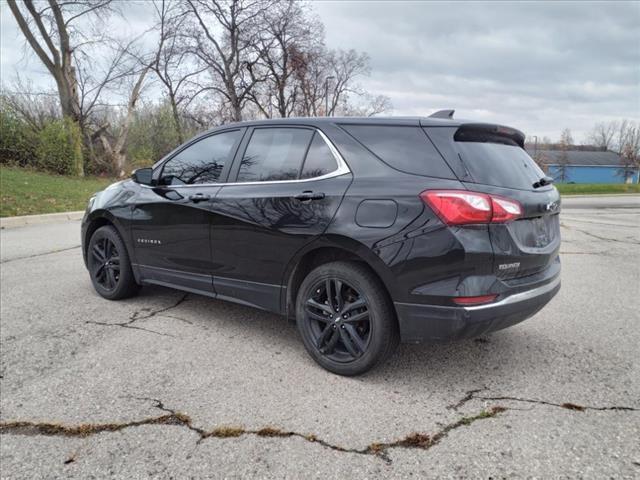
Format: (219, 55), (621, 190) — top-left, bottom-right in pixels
(296, 261), (399, 376)
(88, 225), (139, 300)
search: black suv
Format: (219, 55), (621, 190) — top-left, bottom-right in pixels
(82, 112), (561, 375)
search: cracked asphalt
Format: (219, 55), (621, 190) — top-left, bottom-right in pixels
(1, 195), (639, 478)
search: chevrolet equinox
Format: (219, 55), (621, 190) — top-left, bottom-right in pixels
(82, 111), (561, 375)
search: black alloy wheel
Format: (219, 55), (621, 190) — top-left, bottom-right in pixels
(305, 278), (371, 362)
(296, 261), (399, 376)
(90, 236), (120, 291)
(87, 225), (139, 300)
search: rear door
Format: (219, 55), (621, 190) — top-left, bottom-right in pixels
(425, 124), (561, 280)
(210, 126), (352, 312)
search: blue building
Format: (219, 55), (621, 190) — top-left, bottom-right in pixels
(527, 148), (639, 184)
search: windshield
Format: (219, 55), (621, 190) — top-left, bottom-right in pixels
(455, 142), (546, 190)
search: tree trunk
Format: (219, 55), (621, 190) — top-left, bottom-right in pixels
(8, 0), (85, 175)
(169, 93), (184, 144)
(100, 67), (150, 177)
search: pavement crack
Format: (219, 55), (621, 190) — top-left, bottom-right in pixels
(85, 294), (189, 337)
(560, 223), (640, 245)
(560, 218), (637, 228)
(138, 397), (207, 437)
(0, 245), (81, 264)
(0, 398), (508, 464)
(0, 412), (190, 438)
(447, 388), (487, 410)
(7, 391), (632, 464)
(450, 388), (638, 412)
(129, 294), (189, 322)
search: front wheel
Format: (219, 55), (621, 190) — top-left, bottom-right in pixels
(87, 225), (139, 300)
(296, 261), (399, 376)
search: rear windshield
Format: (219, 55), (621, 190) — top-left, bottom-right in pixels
(341, 125), (456, 179)
(454, 142), (546, 190)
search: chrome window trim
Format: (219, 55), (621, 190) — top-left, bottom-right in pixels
(143, 128), (350, 189)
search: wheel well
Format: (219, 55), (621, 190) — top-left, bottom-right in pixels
(84, 217), (113, 257)
(286, 247), (389, 318)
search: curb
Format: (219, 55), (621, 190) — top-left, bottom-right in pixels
(0, 211), (85, 229)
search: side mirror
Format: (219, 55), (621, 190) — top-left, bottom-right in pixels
(131, 167), (154, 186)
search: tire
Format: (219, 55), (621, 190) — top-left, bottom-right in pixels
(87, 225), (139, 300)
(296, 261), (399, 376)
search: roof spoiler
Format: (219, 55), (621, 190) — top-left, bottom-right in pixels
(429, 109), (455, 119)
(454, 124), (525, 148)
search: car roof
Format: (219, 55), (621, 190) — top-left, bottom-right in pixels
(205, 116), (463, 133)
(197, 115), (525, 147)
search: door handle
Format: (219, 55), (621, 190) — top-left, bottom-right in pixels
(295, 191), (325, 201)
(188, 193), (211, 203)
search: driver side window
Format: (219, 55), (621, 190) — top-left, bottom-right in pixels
(160, 130), (241, 185)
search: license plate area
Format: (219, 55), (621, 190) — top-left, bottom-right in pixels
(510, 214), (559, 249)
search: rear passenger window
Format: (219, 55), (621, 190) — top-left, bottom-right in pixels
(238, 128), (313, 182)
(341, 125), (455, 179)
(300, 133), (338, 179)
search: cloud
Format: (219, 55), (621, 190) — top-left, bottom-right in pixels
(315, 0), (640, 140)
(2, 1), (638, 141)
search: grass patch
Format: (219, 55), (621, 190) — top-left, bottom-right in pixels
(556, 183), (640, 195)
(0, 166), (114, 217)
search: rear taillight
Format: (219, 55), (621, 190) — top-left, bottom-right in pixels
(490, 195), (522, 223)
(420, 190), (522, 225)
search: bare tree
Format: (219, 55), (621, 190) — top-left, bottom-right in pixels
(7, 1), (113, 125)
(589, 121), (617, 151)
(96, 62), (152, 176)
(617, 122), (640, 183)
(555, 128), (573, 182)
(247, 0), (319, 118)
(560, 128), (574, 147)
(340, 93), (392, 117)
(7, 0), (117, 174)
(7, 0), (394, 174)
(1, 78), (60, 131)
(614, 119), (631, 154)
(74, 39), (146, 168)
(149, 0), (206, 143)
(293, 46), (373, 117)
(185, 0), (273, 122)
(296, 44), (378, 116)
(8, 0), (158, 175)
(325, 49), (370, 116)
(292, 43), (326, 117)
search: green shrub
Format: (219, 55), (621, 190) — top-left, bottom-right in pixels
(35, 117), (84, 176)
(126, 101), (184, 168)
(0, 106), (38, 167)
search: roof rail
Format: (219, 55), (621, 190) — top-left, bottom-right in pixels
(429, 109), (455, 119)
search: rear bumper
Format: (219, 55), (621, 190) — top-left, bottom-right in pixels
(394, 274), (560, 343)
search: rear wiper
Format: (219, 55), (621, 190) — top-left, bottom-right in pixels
(533, 176), (554, 189)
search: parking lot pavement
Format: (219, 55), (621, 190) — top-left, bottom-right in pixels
(1, 196), (639, 478)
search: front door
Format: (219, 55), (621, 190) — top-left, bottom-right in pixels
(210, 126), (352, 312)
(130, 129), (244, 293)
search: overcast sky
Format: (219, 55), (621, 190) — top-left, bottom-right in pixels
(1, 0), (639, 141)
